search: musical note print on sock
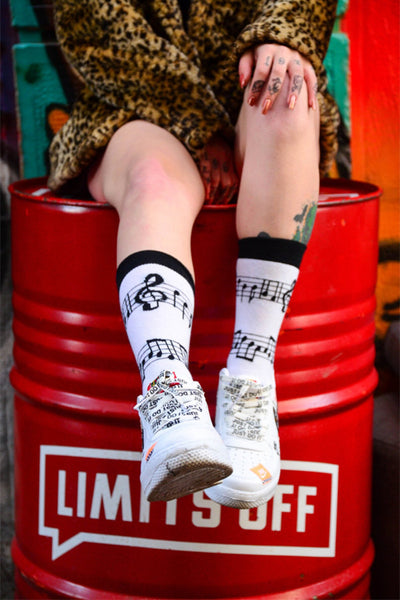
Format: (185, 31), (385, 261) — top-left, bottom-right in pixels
(137, 338), (188, 379)
(237, 276), (297, 312)
(121, 273), (193, 326)
(135, 274), (167, 311)
(230, 330), (276, 364)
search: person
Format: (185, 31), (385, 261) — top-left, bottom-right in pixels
(48, 0), (339, 508)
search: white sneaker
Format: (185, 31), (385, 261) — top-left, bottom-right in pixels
(135, 370), (232, 502)
(205, 368), (280, 508)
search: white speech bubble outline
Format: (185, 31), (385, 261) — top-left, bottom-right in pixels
(39, 445), (338, 560)
(39, 446), (142, 560)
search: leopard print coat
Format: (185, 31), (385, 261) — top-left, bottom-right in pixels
(48, 0), (340, 191)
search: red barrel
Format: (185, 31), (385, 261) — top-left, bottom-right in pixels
(10, 178), (379, 599)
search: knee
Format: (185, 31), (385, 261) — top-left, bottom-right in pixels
(116, 154), (204, 219)
(90, 120), (205, 216)
(262, 101), (318, 145)
(125, 155), (174, 198)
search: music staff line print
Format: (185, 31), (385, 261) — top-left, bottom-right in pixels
(121, 273), (193, 327)
(123, 272), (295, 377)
(137, 338), (188, 380)
(237, 275), (296, 313)
(122, 272), (192, 380)
(230, 330), (276, 364)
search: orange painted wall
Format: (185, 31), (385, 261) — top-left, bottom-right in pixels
(342, 0), (400, 343)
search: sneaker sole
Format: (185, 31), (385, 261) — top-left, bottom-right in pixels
(145, 447), (233, 502)
(205, 472), (280, 509)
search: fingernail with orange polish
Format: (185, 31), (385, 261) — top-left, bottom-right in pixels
(240, 75), (246, 89)
(262, 98), (271, 114)
(248, 96), (256, 106)
(289, 94), (296, 110)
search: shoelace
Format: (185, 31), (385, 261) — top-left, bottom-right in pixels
(224, 381), (274, 442)
(138, 374), (204, 432)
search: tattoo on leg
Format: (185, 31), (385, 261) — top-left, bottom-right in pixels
(251, 80), (265, 94)
(257, 231), (271, 239)
(268, 77), (282, 95)
(294, 205), (308, 223)
(293, 202), (318, 244)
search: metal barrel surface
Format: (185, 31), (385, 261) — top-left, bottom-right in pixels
(10, 177), (380, 599)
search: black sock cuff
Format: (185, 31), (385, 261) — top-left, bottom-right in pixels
(238, 237), (306, 268)
(116, 250), (195, 292)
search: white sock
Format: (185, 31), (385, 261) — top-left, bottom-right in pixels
(227, 238), (306, 387)
(117, 251), (195, 394)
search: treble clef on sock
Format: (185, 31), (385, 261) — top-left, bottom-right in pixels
(135, 273), (167, 311)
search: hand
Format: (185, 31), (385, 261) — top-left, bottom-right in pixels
(239, 44), (318, 113)
(199, 135), (239, 204)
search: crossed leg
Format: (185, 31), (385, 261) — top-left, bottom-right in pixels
(87, 78), (320, 505)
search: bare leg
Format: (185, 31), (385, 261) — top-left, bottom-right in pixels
(235, 75), (320, 242)
(88, 121), (206, 387)
(88, 120), (205, 273)
(87, 120), (205, 387)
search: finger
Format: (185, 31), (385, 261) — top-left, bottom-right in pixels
(222, 183), (239, 205)
(219, 164), (239, 204)
(304, 64), (318, 110)
(247, 49), (273, 106)
(260, 54), (287, 113)
(287, 59), (304, 110)
(238, 50), (254, 89)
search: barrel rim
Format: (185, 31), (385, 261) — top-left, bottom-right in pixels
(9, 177), (382, 210)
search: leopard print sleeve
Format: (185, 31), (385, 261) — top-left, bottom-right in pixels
(233, 0), (338, 75)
